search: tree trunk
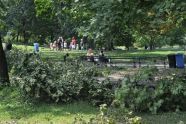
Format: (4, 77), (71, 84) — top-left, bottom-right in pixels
(0, 34), (9, 84)
(149, 40), (154, 50)
(22, 19), (27, 44)
(51, 33), (54, 43)
(16, 31), (19, 42)
(23, 30), (26, 44)
(106, 40), (114, 51)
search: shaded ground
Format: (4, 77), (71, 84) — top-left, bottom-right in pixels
(95, 68), (138, 83)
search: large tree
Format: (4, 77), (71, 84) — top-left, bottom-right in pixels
(0, 0), (9, 84)
(2, 0), (186, 48)
(133, 0), (186, 49)
(0, 34), (9, 84)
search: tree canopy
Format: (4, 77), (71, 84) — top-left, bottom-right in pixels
(0, 0), (185, 49)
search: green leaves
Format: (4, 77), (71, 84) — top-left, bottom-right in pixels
(34, 0), (54, 19)
(8, 50), (114, 105)
(116, 67), (186, 113)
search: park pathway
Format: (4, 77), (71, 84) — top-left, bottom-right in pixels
(95, 68), (138, 84)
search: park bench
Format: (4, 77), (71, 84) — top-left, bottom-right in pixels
(80, 55), (103, 62)
(107, 56), (168, 68)
(80, 55), (168, 68)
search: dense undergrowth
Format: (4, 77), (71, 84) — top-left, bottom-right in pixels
(4, 49), (186, 123)
(6, 49), (186, 113)
(7, 49), (114, 106)
(115, 67), (186, 114)
(5, 49), (144, 123)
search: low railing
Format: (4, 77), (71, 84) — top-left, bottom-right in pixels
(80, 55), (168, 68)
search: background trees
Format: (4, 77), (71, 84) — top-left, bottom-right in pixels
(0, 0), (185, 48)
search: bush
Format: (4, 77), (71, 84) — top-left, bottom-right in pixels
(6, 48), (26, 71)
(73, 104), (142, 124)
(115, 67), (186, 113)
(9, 50), (115, 105)
(88, 79), (114, 106)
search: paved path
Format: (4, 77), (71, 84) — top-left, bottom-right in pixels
(94, 69), (138, 83)
(107, 63), (169, 68)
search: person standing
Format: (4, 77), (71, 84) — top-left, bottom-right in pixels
(76, 44), (79, 50)
(71, 36), (77, 50)
(59, 37), (64, 49)
(50, 42), (53, 50)
(99, 50), (108, 63)
(57, 38), (61, 51)
(64, 40), (67, 51)
(80, 39), (84, 50)
(53, 40), (57, 51)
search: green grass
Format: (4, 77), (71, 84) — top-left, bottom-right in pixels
(0, 87), (98, 124)
(1, 87), (186, 124)
(14, 44), (185, 61)
(14, 44), (86, 61)
(141, 112), (186, 124)
(106, 49), (185, 57)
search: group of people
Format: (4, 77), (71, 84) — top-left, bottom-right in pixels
(86, 48), (109, 63)
(49, 36), (108, 63)
(50, 36), (85, 51)
(50, 37), (67, 51)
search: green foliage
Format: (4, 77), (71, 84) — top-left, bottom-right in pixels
(73, 104), (142, 124)
(1, 0), (186, 47)
(8, 50), (114, 105)
(88, 79), (114, 106)
(115, 67), (186, 114)
(133, 0), (186, 48)
(34, 0), (53, 18)
(6, 48), (25, 71)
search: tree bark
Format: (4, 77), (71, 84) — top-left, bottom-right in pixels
(0, 34), (9, 84)
(16, 31), (19, 42)
(51, 33), (54, 43)
(149, 41), (154, 50)
(22, 18), (27, 44)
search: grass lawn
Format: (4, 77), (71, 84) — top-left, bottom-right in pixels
(1, 87), (186, 124)
(0, 87), (98, 124)
(107, 49), (184, 57)
(14, 44), (185, 61)
(14, 44), (86, 61)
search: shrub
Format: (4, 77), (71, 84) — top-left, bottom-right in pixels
(88, 79), (114, 106)
(9, 51), (115, 105)
(6, 48), (26, 71)
(73, 104), (142, 124)
(115, 67), (186, 113)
